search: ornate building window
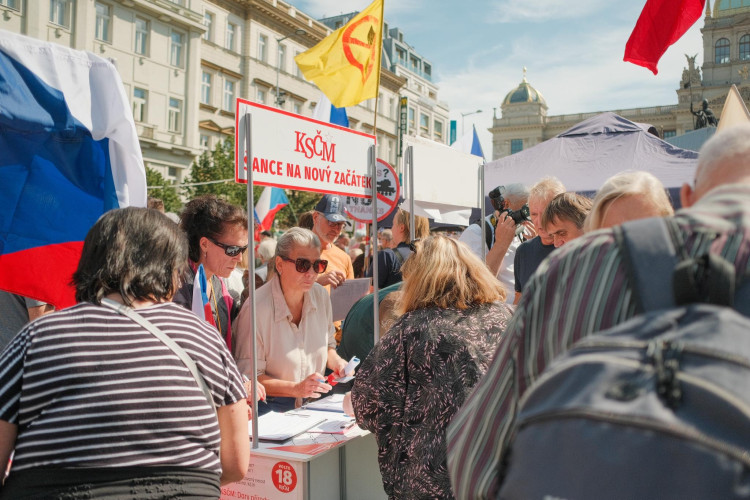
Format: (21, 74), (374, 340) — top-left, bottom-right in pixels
(715, 38), (730, 64)
(740, 34), (750, 61)
(135, 17), (149, 56)
(95, 2), (111, 42)
(201, 72), (212, 105)
(258, 34), (268, 62)
(510, 139), (523, 155)
(170, 31), (185, 68)
(168, 98), (182, 133)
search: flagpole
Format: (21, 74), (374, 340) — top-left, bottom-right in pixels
(371, 0), (385, 140)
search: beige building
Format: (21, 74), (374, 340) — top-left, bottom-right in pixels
(0, 0), (429, 184)
(491, 0), (750, 160)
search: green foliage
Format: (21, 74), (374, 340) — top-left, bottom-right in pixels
(185, 137), (259, 208)
(145, 167), (182, 213)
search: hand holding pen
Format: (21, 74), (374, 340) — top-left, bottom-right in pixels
(297, 372), (332, 398)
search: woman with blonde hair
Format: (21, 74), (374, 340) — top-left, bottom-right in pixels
(345, 235), (513, 499)
(584, 170), (674, 232)
(366, 208), (430, 288)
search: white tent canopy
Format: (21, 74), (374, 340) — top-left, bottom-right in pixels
(485, 112), (699, 195)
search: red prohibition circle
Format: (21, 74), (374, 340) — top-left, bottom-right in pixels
(344, 158), (400, 223)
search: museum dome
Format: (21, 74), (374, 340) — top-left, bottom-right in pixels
(503, 70), (547, 106)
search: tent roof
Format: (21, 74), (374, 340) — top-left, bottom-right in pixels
(485, 112), (698, 193)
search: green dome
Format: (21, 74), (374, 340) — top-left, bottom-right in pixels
(503, 76), (546, 106)
(714, 0), (750, 15)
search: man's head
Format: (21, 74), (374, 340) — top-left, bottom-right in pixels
(702, 98), (709, 110)
(489, 183), (529, 212)
(528, 177), (566, 245)
(312, 194), (349, 246)
(681, 123), (750, 208)
(541, 193), (593, 247)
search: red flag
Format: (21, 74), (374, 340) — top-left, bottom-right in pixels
(624, 0), (705, 75)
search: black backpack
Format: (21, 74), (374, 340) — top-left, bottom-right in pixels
(498, 217), (750, 500)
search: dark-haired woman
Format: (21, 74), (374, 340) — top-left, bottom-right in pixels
(174, 195), (248, 352)
(234, 227), (351, 413)
(0, 207), (249, 499)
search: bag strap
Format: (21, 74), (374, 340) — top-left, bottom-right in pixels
(101, 298), (216, 412)
(616, 217), (743, 315)
(614, 217), (682, 314)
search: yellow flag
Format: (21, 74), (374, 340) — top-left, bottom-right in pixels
(295, 0), (383, 108)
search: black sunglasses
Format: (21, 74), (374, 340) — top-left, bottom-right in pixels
(207, 237), (248, 257)
(279, 256), (328, 274)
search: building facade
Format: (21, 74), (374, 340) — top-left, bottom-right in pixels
(490, 0), (750, 159)
(1, 0), (436, 185)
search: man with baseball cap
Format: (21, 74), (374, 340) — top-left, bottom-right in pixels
(312, 194), (354, 290)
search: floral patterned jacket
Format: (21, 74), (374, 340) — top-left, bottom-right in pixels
(351, 302), (512, 499)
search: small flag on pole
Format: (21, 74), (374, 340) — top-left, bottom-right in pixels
(451, 125), (485, 159)
(312, 91), (350, 128)
(191, 264), (216, 329)
(255, 187), (289, 232)
(295, 0), (384, 108)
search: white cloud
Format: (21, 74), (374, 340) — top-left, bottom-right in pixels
(488, 0), (606, 23)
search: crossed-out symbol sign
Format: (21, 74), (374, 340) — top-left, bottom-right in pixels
(344, 158), (400, 223)
(342, 15), (379, 84)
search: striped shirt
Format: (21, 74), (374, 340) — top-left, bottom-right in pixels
(446, 184), (750, 499)
(0, 301), (246, 474)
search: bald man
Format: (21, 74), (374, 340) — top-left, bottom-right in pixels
(447, 123), (750, 500)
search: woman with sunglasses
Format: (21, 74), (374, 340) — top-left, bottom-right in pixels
(344, 235), (513, 499)
(366, 209), (430, 289)
(174, 195), (248, 356)
(234, 228), (351, 414)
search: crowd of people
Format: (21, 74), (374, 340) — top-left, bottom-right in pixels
(1, 123), (749, 498)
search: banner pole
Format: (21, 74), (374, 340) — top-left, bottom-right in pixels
(370, 144), (380, 349)
(243, 113), (260, 449)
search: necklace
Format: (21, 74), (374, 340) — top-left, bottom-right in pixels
(208, 277), (222, 334)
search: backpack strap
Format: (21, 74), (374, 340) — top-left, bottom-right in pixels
(614, 217), (682, 314)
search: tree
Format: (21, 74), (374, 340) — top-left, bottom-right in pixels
(185, 137), (258, 208)
(145, 167), (182, 213)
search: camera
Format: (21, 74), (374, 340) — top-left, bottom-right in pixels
(489, 186), (506, 212)
(504, 204), (531, 225)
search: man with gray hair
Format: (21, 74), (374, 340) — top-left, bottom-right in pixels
(513, 177), (566, 304)
(458, 183), (531, 303)
(447, 123), (750, 499)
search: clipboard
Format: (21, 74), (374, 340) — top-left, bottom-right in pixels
(330, 278), (371, 322)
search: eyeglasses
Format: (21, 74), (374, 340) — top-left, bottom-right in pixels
(207, 237), (248, 257)
(279, 256), (328, 274)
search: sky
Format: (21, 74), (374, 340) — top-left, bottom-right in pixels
(293, 0), (705, 156)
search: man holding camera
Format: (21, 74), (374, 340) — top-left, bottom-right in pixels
(458, 183), (531, 303)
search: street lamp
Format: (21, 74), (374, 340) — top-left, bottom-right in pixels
(275, 28), (306, 107)
(461, 109), (482, 135)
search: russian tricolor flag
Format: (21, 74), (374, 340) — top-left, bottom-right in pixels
(312, 91), (349, 128)
(255, 187), (289, 232)
(0, 31), (146, 309)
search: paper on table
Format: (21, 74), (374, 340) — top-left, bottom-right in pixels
(254, 410), (325, 442)
(303, 393), (346, 412)
(330, 277), (371, 322)
(307, 414), (357, 434)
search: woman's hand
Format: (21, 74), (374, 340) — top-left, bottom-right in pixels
(242, 378), (266, 402)
(296, 373), (332, 398)
(342, 392), (355, 417)
(332, 357), (349, 379)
